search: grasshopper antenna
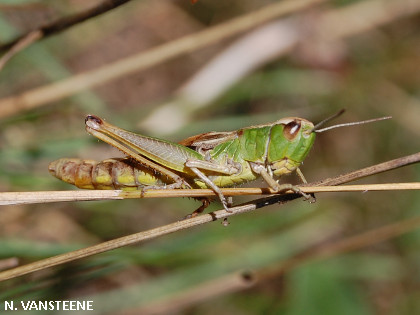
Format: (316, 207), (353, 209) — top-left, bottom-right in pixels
(312, 109), (391, 133)
(311, 109), (346, 132)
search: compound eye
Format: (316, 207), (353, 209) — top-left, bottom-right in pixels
(283, 121), (301, 141)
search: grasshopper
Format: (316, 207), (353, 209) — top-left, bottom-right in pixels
(49, 111), (390, 212)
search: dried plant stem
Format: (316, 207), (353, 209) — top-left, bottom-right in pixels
(0, 204), (251, 281)
(258, 215), (420, 280)
(0, 0), (133, 53)
(0, 153), (419, 281)
(0, 0), (325, 118)
(1, 183), (420, 206)
(2, 152), (419, 205)
(319, 0), (420, 40)
(136, 215), (420, 314)
(137, 272), (256, 315)
(0, 1), (133, 72)
(309, 151), (420, 186)
(0, 31), (42, 71)
(1, 0), (419, 119)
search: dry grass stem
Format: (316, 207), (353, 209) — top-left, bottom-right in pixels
(135, 272), (256, 315)
(0, 153), (419, 280)
(257, 215), (420, 280)
(0, 0), (325, 118)
(0, 0), (133, 54)
(0, 203), (254, 281)
(1, 183), (420, 206)
(1, 0), (419, 119)
(0, 31), (42, 71)
(137, 215), (420, 314)
(319, 0), (420, 40)
(2, 151), (419, 205)
(310, 151), (420, 186)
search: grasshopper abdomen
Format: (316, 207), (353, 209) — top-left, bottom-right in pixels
(48, 158), (167, 190)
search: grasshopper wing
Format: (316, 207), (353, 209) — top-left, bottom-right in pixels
(179, 131), (237, 151)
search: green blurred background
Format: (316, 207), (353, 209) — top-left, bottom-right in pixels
(0, 0), (419, 314)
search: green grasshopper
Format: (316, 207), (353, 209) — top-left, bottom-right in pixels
(49, 111), (390, 211)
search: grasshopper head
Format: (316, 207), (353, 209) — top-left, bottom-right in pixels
(269, 111), (391, 177)
(268, 118), (316, 176)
